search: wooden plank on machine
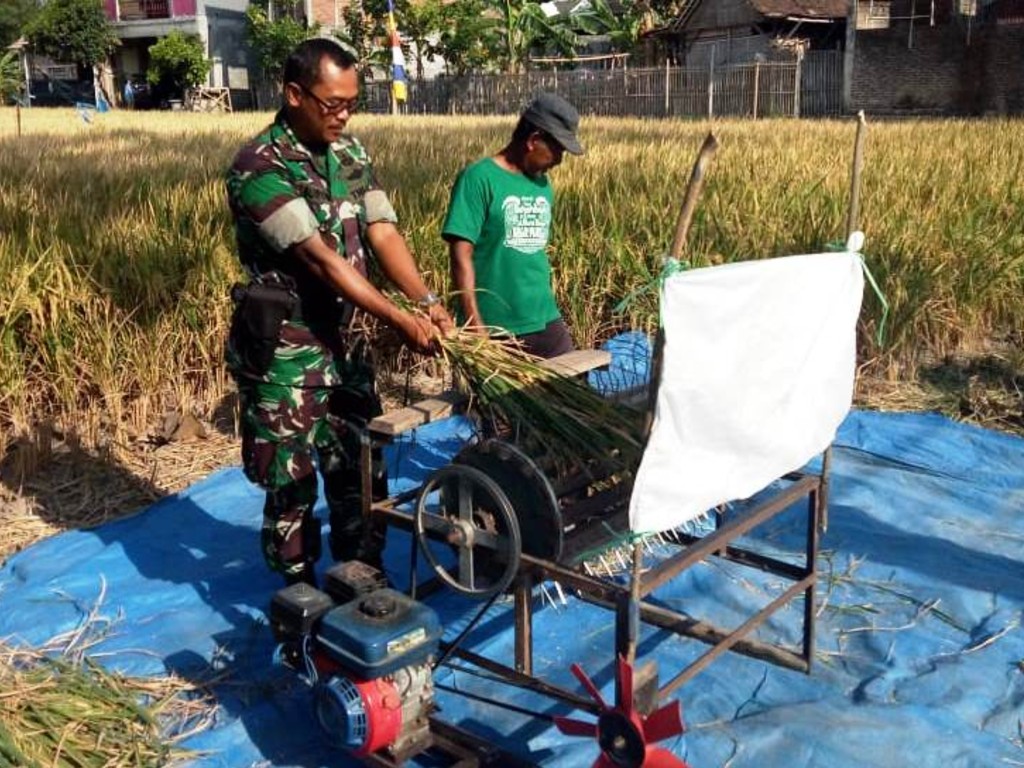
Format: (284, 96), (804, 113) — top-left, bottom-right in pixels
(368, 391), (465, 436)
(541, 348), (611, 377)
(368, 348), (611, 437)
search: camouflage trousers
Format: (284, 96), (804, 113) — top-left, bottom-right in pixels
(228, 322), (387, 586)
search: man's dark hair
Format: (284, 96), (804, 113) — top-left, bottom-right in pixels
(511, 116), (539, 145)
(283, 38), (357, 88)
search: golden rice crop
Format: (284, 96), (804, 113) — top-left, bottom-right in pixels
(440, 332), (646, 470)
(0, 107), (1021, 465)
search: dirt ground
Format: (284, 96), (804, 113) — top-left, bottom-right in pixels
(1, 362), (1020, 567)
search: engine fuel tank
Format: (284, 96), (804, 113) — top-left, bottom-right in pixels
(316, 589), (441, 679)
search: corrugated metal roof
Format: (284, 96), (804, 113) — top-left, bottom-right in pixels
(654, 0), (846, 36)
(544, 0), (630, 16)
(747, 0), (849, 18)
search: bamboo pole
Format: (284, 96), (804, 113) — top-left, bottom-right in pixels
(846, 110), (868, 239)
(663, 57), (670, 116)
(707, 47), (715, 119)
(625, 129), (721, 704)
(793, 52), (803, 117)
(645, 130), (720, 439)
(22, 50), (31, 110)
(820, 110), (868, 535)
(753, 60), (760, 119)
(669, 132), (720, 260)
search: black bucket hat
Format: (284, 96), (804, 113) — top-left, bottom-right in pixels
(521, 91), (584, 155)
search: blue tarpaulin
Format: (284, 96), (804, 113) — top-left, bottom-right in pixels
(1, 407), (1022, 768)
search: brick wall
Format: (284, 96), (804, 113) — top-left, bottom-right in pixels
(310, 0), (350, 28)
(310, 0), (334, 27)
(852, 20), (1024, 114)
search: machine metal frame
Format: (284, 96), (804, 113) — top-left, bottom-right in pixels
(357, 348), (826, 747)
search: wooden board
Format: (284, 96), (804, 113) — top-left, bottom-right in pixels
(368, 391), (465, 436)
(540, 348), (611, 377)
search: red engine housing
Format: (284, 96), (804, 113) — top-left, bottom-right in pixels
(350, 677), (403, 755)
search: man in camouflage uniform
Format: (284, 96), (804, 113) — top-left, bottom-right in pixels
(226, 38), (452, 587)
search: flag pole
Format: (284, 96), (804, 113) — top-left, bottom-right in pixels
(387, 0), (406, 115)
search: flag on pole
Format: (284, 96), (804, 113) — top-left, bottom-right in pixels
(386, 0), (408, 103)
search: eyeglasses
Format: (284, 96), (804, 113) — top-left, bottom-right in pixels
(295, 82), (359, 116)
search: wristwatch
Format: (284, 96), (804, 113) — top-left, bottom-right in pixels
(418, 291), (441, 308)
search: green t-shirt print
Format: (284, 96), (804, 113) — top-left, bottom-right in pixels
(442, 158), (561, 336)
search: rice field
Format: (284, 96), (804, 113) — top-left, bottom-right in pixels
(0, 107), (1022, 462)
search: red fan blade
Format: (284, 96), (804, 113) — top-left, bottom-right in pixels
(617, 654), (635, 714)
(643, 746), (690, 768)
(642, 701), (685, 743)
(593, 755), (618, 768)
(553, 715), (598, 739)
(569, 662), (609, 709)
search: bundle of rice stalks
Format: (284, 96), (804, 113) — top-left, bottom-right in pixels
(0, 641), (211, 767)
(439, 332), (647, 472)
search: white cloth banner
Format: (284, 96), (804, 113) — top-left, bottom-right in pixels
(629, 251), (865, 533)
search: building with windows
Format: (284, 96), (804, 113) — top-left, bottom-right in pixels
(104, 0), (254, 108)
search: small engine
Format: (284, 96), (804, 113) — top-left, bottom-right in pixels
(269, 562), (442, 759)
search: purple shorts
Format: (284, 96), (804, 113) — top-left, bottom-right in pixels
(516, 318), (575, 359)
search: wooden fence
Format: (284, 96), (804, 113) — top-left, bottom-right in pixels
(360, 51), (844, 118)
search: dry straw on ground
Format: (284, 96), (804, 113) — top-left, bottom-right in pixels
(0, 418), (239, 563)
(0, 592), (216, 768)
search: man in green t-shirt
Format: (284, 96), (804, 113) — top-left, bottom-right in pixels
(442, 92), (584, 358)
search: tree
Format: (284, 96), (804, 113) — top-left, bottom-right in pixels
(400, 0), (442, 81)
(433, 0), (497, 76)
(0, 0), (40, 50)
(0, 50), (24, 104)
(147, 31), (211, 101)
(335, 1), (378, 77)
(647, 0), (683, 18)
(335, 0), (406, 79)
(245, 0), (319, 85)
(25, 0), (118, 76)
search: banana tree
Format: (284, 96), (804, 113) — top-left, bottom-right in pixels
(572, 0), (657, 56)
(487, 0), (578, 74)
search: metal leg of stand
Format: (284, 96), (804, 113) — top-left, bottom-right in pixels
(820, 445), (833, 533)
(360, 432), (374, 520)
(803, 486), (820, 670)
(514, 572), (534, 675)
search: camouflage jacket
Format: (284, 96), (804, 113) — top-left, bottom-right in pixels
(226, 110), (397, 303)
(225, 111), (397, 386)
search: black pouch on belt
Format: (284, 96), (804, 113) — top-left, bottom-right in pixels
(229, 281), (298, 377)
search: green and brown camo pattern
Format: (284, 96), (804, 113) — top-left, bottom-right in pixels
(226, 110), (382, 280)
